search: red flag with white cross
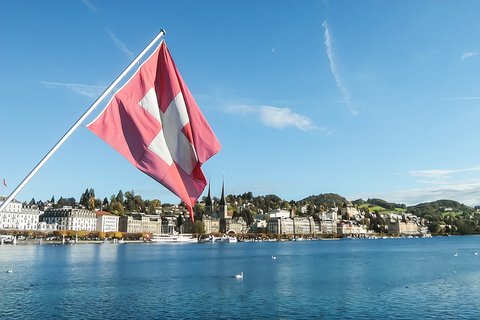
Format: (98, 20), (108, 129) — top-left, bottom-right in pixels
(87, 41), (221, 221)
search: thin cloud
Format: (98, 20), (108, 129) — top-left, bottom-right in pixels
(439, 97), (480, 101)
(107, 30), (134, 60)
(348, 182), (480, 207)
(81, 0), (98, 15)
(40, 81), (106, 98)
(226, 105), (319, 131)
(461, 50), (478, 60)
(322, 20), (357, 116)
(409, 166), (480, 179)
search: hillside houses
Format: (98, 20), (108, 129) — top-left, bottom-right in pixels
(0, 186), (431, 238)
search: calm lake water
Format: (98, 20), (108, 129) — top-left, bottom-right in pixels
(1, 236), (480, 319)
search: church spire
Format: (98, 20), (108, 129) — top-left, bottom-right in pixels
(205, 178), (213, 216)
(219, 177), (225, 206)
(218, 175), (228, 219)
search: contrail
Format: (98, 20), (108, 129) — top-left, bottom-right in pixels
(322, 20), (357, 115)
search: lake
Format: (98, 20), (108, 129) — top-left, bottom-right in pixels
(1, 236), (480, 319)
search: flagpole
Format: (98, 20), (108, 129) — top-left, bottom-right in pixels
(0, 29), (166, 212)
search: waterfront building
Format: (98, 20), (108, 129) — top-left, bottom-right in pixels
(201, 215), (220, 233)
(319, 220), (337, 234)
(336, 222), (368, 237)
(250, 219), (267, 233)
(386, 216), (420, 234)
(220, 217), (247, 234)
(43, 207), (96, 231)
(119, 213), (162, 234)
(179, 214), (194, 233)
(293, 217), (314, 234)
(267, 217), (294, 235)
(161, 215), (178, 234)
(37, 221), (58, 232)
(0, 196), (40, 230)
(95, 211), (119, 233)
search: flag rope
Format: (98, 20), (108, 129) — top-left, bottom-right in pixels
(0, 30), (166, 212)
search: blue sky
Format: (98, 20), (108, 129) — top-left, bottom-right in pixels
(2, 1), (480, 207)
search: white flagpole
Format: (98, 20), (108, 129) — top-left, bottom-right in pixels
(0, 29), (166, 212)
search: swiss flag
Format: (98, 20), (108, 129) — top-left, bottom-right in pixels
(87, 41), (221, 221)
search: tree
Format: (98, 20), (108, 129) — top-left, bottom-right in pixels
(233, 208), (254, 226)
(110, 202), (124, 215)
(94, 198), (102, 210)
(193, 203), (205, 220)
(80, 188), (90, 208)
(56, 197), (68, 208)
(148, 203), (157, 215)
(307, 204), (315, 216)
(116, 190), (124, 204)
(50, 195), (55, 204)
(89, 197), (95, 210)
(28, 198), (36, 206)
(103, 197), (109, 210)
(192, 220), (205, 234)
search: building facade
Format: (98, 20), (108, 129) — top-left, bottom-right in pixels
(220, 217), (247, 234)
(119, 213), (162, 233)
(43, 208), (96, 231)
(95, 211), (119, 232)
(0, 196), (40, 230)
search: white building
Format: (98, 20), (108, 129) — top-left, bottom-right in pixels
(0, 196), (40, 230)
(293, 217), (315, 234)
(267, 217), (294, 235)
(267, 209), (291, 219)
(95, 211), (119, 232)
(250, 219), (267, 233)
(43, 208), (96, 231)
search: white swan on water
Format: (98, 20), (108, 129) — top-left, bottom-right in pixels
(235, 272), (243, 278)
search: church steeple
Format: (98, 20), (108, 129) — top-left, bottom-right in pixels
(205, 180), (213, 216)
(219, 178), (225, 206)
(218, 177), (228, 219)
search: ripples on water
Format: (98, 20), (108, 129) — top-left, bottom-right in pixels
(1, 236), (480, 319)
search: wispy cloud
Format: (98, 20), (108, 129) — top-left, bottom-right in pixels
(461, 50), (478, 60)
(81, 0), (98, 15)
(322, 20), (357, 116)
(409, 166), (480, 179)
(226, 105), (320, 131)
(107, 30), (134, 60)
(40, 81), (105, 98)
(439, 97), (480, 101)
(348, 182), (480, 207)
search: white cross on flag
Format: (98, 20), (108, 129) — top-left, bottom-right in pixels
(87, 41), (221, 221)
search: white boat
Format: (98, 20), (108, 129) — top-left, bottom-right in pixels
(200, 235), (218, 243)
(216, 234), (237, 243)
(0, 235), (14, 244)
(149, 234), (198, 243)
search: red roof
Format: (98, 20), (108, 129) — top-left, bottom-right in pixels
(94, 211), (116, 216)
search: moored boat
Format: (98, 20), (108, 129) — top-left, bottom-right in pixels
(149, 234), (198, 243)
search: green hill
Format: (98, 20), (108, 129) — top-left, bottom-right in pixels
(300, 193), (348, 207)
(407, 199), (475, 218)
